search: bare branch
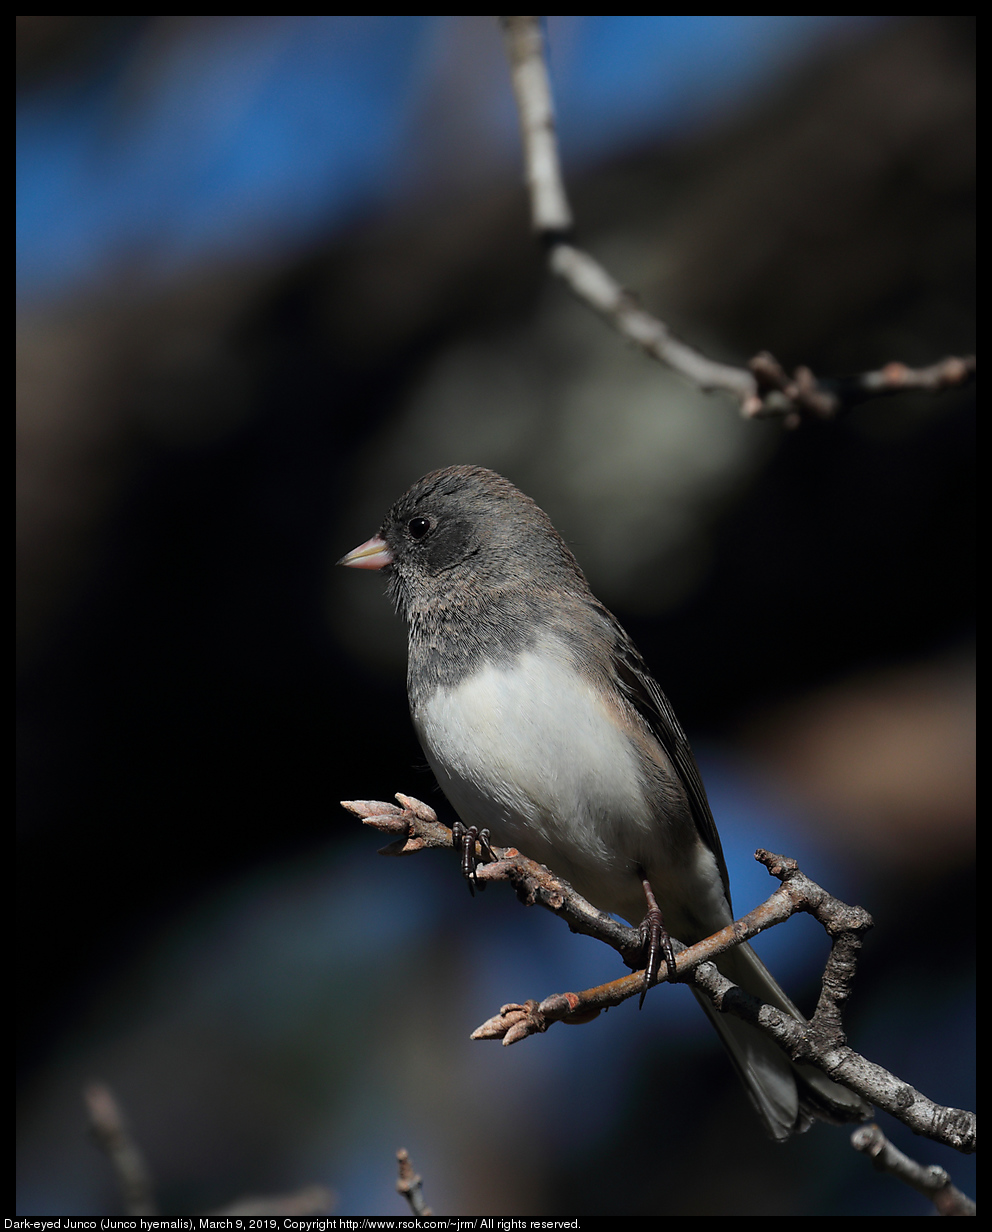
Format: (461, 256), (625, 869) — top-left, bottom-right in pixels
(84, 1083), (158, 1217)
(548, 243), (757, 403)
(85, 1082), (336, 1217)
(209, 1187), (335, 1217)
(747, 352), (976, 424)
(500, 14), (571, 234)
(849, 355), (977, 396)
(343, 796), (976, 1154)
(344, 794), (640, 960)
(851, 1123), (976, 1216)
(342, 793), (453, 854)
(396, 1148), (433, 1217)
(498, 16), (975, 423)
(690, 854), (976, 1155)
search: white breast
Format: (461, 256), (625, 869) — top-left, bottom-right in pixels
(413, 649), (658, 883)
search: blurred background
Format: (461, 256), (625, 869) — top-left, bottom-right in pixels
(17, 15), (974, 1217)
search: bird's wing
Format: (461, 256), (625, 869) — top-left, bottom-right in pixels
(598, 602), (733, 908)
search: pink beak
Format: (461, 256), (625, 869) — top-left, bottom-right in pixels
(338, 535), (394, 570)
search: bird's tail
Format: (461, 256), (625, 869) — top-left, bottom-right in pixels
(691, 940), (871, 1141)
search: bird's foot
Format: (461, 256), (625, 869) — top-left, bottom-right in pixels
(452, 821), (497, 895)
(638, 875), (678, 1007)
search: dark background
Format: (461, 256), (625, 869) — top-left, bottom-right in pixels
(17, 16), (974, 1216)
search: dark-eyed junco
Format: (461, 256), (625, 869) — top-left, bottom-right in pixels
(340, 464), (870, 1139)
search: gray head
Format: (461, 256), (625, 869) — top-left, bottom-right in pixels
(340, 466), (591, 625)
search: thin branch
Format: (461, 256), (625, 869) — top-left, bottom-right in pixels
(747, 352), (976, 424)
(851, 1123), (976, 1216)
(343, 793), (640, 962)
(209, 1187), (335, 1217)
(500, 14), (571, 235)
(498, 16), (975, 424)
(343, 795), (976, 1155)
(85, 1082), (335, 1217)
(396, 1148), (433, 1217)
(84, 1083), (158, 1217)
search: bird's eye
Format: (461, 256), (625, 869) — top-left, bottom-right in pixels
(408, 516), (432, 540)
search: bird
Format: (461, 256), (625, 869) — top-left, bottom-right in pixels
(339, 464), (870, 1140)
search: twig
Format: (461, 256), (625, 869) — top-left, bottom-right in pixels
(85, 1082), (335, 1217)
(343, 795), (976, 1154)
(84, 1083), (158, 1217)
(342, 794), (639, 961)
(499, 15), (572, 236)
(209, 1186), (335, 1216)
(498, 16), (975, 424)
(396, 1148), (432, 1217)
(747, 352), (976, 424)
(852, 1123), (976, 1216)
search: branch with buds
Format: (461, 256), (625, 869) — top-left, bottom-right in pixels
(343, 793), (975, 1164)
(498, 16), (975, 425)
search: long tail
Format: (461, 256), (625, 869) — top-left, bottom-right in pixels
(691, 941), (871, 1141)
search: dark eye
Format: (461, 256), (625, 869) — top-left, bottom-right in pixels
(407, 516), (432, 540)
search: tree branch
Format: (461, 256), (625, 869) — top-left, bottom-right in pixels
(498, 16), (975, 425)
(84, 1082), (334, 1217)
(209, 1187), (335, 1217)
(851, 1123), (977, 1216)
(342, 794), (976, 1155)
(396, 1148), (433, 1217)
(84, 1083), (159, 1217)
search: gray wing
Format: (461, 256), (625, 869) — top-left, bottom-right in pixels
(599, 602), (733, 908)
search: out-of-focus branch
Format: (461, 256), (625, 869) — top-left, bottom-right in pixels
(209, 1187), (335, 1217)
(499, 15), (571, 236)
(84, 1083), (159, 1217)
(852, 1123), (977, 1216)
(498, 16), (975, 425)
(746, 352), (976, 423)
(85, 1082), (334, 1217)
(396, 1148), (433, 1217)
(343, 795), (976, 1155)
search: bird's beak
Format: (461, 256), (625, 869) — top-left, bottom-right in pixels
(337, 535), (394, 570)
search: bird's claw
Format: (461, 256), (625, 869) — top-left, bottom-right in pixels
(638, 876), (678, 1007)
(452, 821), (496, 895)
